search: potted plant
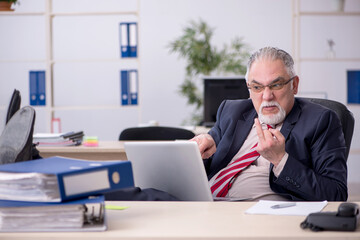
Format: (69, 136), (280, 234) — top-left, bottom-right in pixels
(0, 0), (18, 11)
(168, 19), (251, 124)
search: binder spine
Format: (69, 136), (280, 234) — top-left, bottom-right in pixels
(60, 161), (134, 202)
(29, 70), (46, 106)
(120, 69), (138, 106)
(29, 71), (38, 106)
(347, 70), (360, 104)
(129, 70), (138, 105)
(121, 70), (129, 105)
(119, 22), (137, 58)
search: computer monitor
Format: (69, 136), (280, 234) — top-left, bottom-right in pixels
(203, 76), (249, 127)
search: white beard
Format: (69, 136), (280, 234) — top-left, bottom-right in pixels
(258, 101), (286, 125)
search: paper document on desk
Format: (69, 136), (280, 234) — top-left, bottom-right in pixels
(245, 200), (328, 216)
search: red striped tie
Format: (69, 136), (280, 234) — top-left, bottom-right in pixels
(211, 124), (273, 197)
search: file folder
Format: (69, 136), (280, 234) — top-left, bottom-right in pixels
(121, 70), (129, 105)
(29, 70), (46, 106)
(129, 70), (138, 105)
(0, 195), (107, 232)
(121, 69), (138, 106)
(119, 22), (137, 58)
(29, 71), (37, 106)
(129, 23), (138, 57)
(37, 71), (46, 105)
(347, 70), (360, 104)
(0, 157), (134, 202)
(120, 23), (129, 57)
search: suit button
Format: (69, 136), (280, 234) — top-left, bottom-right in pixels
(286, 177), (290, 181)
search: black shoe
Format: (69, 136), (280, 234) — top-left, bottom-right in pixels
(0, 106), (36, 164)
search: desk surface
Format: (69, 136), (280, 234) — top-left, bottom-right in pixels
(0, 201), (359, 239)
(38, 141), (127, 160)
(36, 125), (211, 161)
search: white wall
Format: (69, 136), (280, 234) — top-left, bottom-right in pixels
(1, 0), (360, 182)
(139, 0), (292, 126)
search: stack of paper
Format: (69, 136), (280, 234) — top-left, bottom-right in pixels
(0, 172), (60, 202)
(33, 131), (84, 146)
(0, 196), (105, 232)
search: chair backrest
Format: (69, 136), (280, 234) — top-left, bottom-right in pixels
(119, 126), (195, 141)
(6, 89), (21, 124)
(300, 98), (355, 161)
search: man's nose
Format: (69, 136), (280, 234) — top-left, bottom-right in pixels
(262, 86), (274, 100)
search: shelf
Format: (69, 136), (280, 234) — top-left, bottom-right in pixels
(299, 58), (360, 62)
(0, 11), (138, 16)
(0, 12), (45, 16)
(51, 11), (138, 17)
(0, 59), (46, 63)
(51, 58), (139, 64)
(52, 105), (138, 111)
(298, 11), (360, 16)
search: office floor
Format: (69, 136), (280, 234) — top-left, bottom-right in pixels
(348, 182), (360, 201)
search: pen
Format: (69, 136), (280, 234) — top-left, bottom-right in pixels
(271, 202), (296, 209)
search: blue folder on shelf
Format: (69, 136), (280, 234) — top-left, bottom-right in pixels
(29, 70), (46, 106)
(0, 195), (107, 232)
(120, 22), (137, 58)
(0, 157), (134, 202)
(121, 69), (138, 106)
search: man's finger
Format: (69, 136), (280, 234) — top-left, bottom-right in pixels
(202, 145), (216, 159)
(263, 129), (274, 142)
(255, 118), (265, 142)
(269, 128), (285, 142)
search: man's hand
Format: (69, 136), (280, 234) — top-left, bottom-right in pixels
(255, 118), (286, 166)
(190, 134), (216, 159)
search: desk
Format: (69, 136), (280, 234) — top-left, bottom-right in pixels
(0, 201), (359, 239)
(38, 141), (127, 160)
(37, 126), (211, 161)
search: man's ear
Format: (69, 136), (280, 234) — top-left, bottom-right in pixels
(292, 76), (299, 95)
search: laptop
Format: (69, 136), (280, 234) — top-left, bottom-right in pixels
(124, 141), (214, 201)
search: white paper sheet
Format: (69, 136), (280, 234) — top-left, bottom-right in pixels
(245, 200), (328, 216)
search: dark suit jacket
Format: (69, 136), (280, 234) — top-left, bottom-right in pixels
(206, 98), (348, 201)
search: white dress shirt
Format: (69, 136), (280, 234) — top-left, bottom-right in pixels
(209, 123), (289, 201)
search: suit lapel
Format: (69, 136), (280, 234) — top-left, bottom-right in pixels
(281, 99), (301, 141)
(224, 109), (257, 162)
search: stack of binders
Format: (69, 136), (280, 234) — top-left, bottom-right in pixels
(0, 156), (134, 232)
(33, 131), (84, 146)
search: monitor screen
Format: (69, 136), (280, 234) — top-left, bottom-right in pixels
(203, 77), (249, 127)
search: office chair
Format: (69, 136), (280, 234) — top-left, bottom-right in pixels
(6, 89), (21, 124)
(301, 98), (355, 161)
(119, 126), (195, 141)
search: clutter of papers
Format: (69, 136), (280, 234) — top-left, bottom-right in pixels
(33, 131), (84, 146)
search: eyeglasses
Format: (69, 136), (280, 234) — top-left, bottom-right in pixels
(247, 76), (296, 93)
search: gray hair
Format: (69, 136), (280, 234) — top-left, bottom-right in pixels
(245, 47), (296, 81)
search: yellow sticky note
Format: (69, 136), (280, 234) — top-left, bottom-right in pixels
(105, 205), (129, 210)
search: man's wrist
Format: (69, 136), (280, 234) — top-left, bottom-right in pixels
(273, 152), (289, 177)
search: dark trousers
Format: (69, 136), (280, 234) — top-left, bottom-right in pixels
(104, 187), (179, 201)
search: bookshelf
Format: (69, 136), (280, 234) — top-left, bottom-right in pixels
(292, 0), (360, 101)
(0, 0), (141, 140)
(292, 0), (360, 72)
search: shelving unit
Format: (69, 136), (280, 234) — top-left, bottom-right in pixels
(292, 0), (360, 73)
(292, 0), (360, 159)
(292, 0), (360, 100)
(0, 0), (141, 139)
